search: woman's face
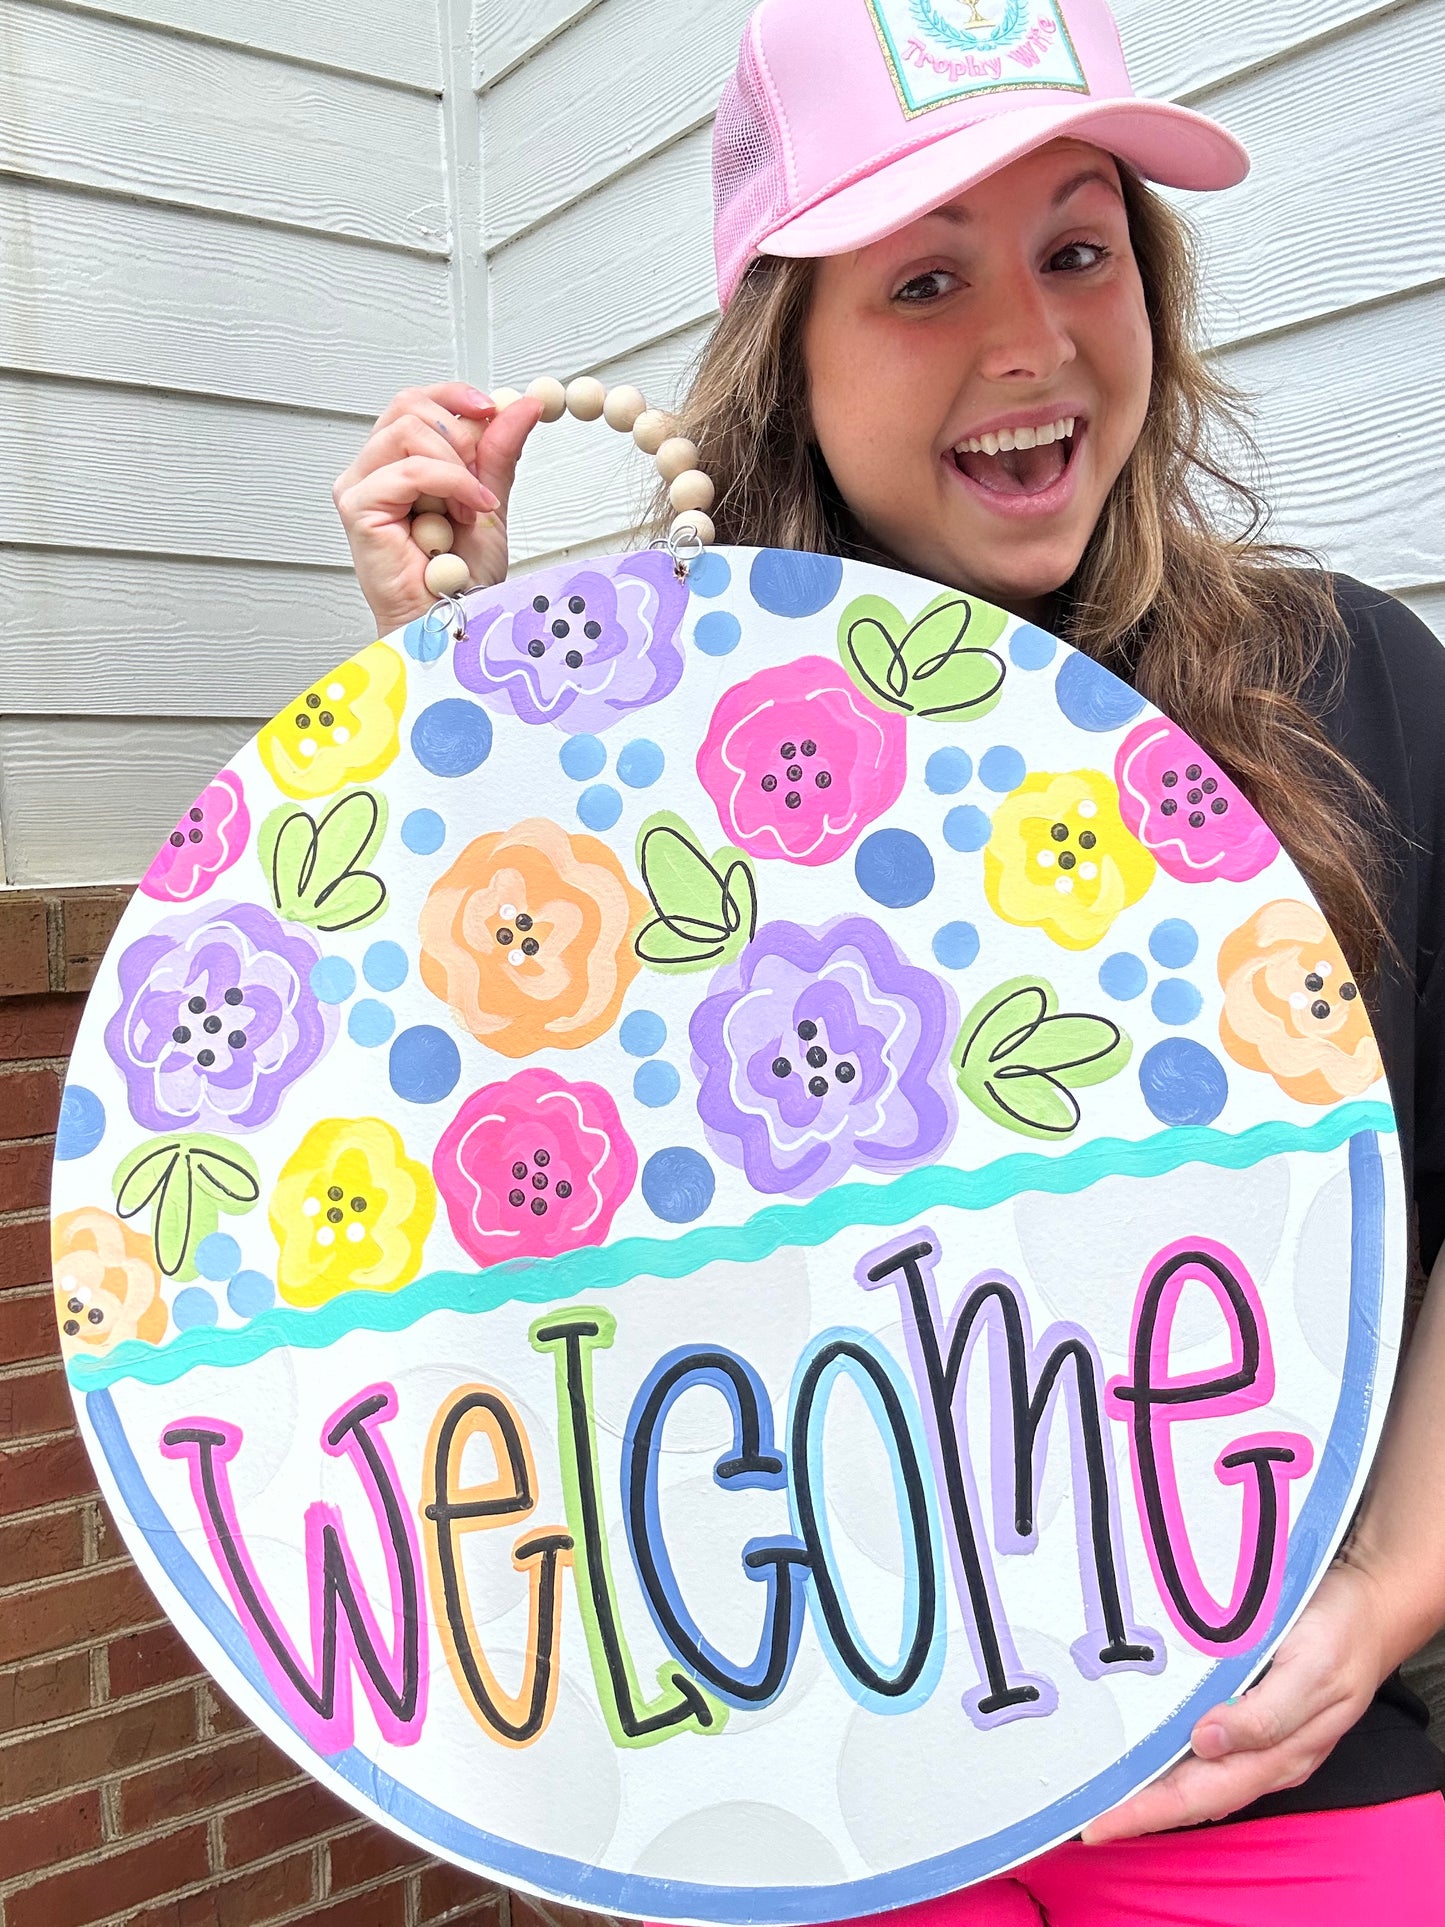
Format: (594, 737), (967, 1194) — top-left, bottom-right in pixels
(802, 140), (1152, 620)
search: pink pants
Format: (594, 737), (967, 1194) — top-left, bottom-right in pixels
(652, 1794), (1445, 1927)
(839, 1795), (1445, 1926)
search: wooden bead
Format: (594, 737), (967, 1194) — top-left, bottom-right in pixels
(655, 436), (699, 483)
(527, 376), (567, 423)
(424, 552), (471, 596)
(490, 386), (524, 410)
(410, 512), (455, 556)
(412, 494), (447, 515)
(670, 510), (715, 547)
(565, 377), (606, 421)
(668, 469), (716, 514)
(632, 409), (672, 455)
(603, 384), (646, 432)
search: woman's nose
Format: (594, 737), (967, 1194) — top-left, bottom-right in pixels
(972, 273), (1076, 384)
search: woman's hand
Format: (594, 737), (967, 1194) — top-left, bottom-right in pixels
(1081, 1560), (1392, 1842)
(333, 381), (544, 636)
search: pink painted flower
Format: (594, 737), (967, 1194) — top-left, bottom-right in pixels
(696, 656), (906, 866)
(433, 1067), (636, 1265)
(1114, 719), (1278, 884)
(140, 773), (250, 903)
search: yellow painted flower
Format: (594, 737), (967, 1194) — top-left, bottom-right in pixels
(257, 643), (406, 800)
(271, 1116), (436, 1308)
(985, 769), (1156, 951)
(52, 1208), (168, 1353)
(1218, 900), (1382, 1105)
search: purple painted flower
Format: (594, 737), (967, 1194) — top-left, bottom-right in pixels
(105, 901), (336, 1133)
(453, 553), (687, 733)
(690, 916), (959, 1197)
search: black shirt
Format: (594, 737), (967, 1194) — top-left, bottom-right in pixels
(1216, 577), (1445, 1818)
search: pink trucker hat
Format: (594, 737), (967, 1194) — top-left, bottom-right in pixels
(713, 0), (1249, 305)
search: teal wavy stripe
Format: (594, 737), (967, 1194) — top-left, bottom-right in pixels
(68, 1101), (1394, 1394)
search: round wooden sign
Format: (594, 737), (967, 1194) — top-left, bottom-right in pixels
(51, 547), (1404, 1922)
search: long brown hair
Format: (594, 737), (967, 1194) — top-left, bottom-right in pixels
(652, 170), (1390, 974)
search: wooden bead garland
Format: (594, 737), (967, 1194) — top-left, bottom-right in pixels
(410, 375), (717, 600)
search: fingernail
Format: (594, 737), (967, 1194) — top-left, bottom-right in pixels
(464, 387), (495, 412)
(478, 486), (499, 511)
(1195, 1722), (1231, 1757)
(1225, 1695), (1242, 1705)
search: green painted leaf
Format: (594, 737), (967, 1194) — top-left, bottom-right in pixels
(838, 591), (1008, 721)
(953, 976), (1131, 1141)
(634, 814), (757, 973)
(113, 1134), (260, 1279)
(259, 788), (388, 933)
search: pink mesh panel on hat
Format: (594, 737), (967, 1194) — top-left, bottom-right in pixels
(712, 19), (792, 309)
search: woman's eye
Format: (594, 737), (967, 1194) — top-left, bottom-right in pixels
(893, 269), (959, 304)
(1049, 240), (1110, 273)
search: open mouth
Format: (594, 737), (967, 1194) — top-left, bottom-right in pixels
(949, 415), (1080, 499)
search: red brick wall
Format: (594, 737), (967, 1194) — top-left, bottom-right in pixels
(0, 890), (613, 1927)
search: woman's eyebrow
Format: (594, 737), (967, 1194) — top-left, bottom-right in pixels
(918, 165), (1125, 231)
(1051, 167), (1125, 208)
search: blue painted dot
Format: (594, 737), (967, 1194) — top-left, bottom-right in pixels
(687, 551), (732, 597)
(560, 733), (607, 781)
(1139, 1038), (1228, 1127)
(389, 1025), (461, 1104)
(577, 783), (623, 831)
(642, 1146), (716, 1223)
(310, 956), (356, 1004)
(1152, 978), (1203, 1026)
(979, 746), (1026, 793)
(855, 829), (934, 908)
(402, 615), (448, 663)
(748, 549), (844, 618)
(411, 698), (492, 777)
(402, 808), (445, 855)
(616, 739), (664, 789)
(1009, 625), (1057, 670)
(932, 922), (980, 970)
(925, 748), (973, 795)
(363, 940), (408, 992)
(1149, 919), (1199, 969)
(194, 1233), (240, 1282)
(1099, 953), (1149, 1001)
(634, 1060), (681, 1108)
(55, 1087), (105, 1160)
(943, 805), (993, 853)
(349, 998), (396, 1047)
(1054, 652), (1146, 732)
(227, 1271), (275, 1319)
(693, 611), (742, 657)
(172, 1287), (218, 1331)
(620, 1010), (667, 1057)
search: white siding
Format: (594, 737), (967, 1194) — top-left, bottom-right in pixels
(1, 0), (1441, 887)
(0, 0), (483, 885)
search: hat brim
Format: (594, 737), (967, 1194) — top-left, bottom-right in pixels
(757, 98), (1247, 262)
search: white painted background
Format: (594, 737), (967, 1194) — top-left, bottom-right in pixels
(0, 0), (1440, 884)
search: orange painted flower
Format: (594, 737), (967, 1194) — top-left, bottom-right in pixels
(52, 1208), (167, 1353)
(257, 643), (406, 800)
(271, 1116), (436, 1308)
(418, 818), (646, 1057)
(1218, 900), (1382, 1105)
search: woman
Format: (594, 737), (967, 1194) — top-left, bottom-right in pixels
(333, 0), (1445, 1914)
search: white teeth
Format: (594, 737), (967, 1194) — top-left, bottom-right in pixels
(952, 416), (1077, 458)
